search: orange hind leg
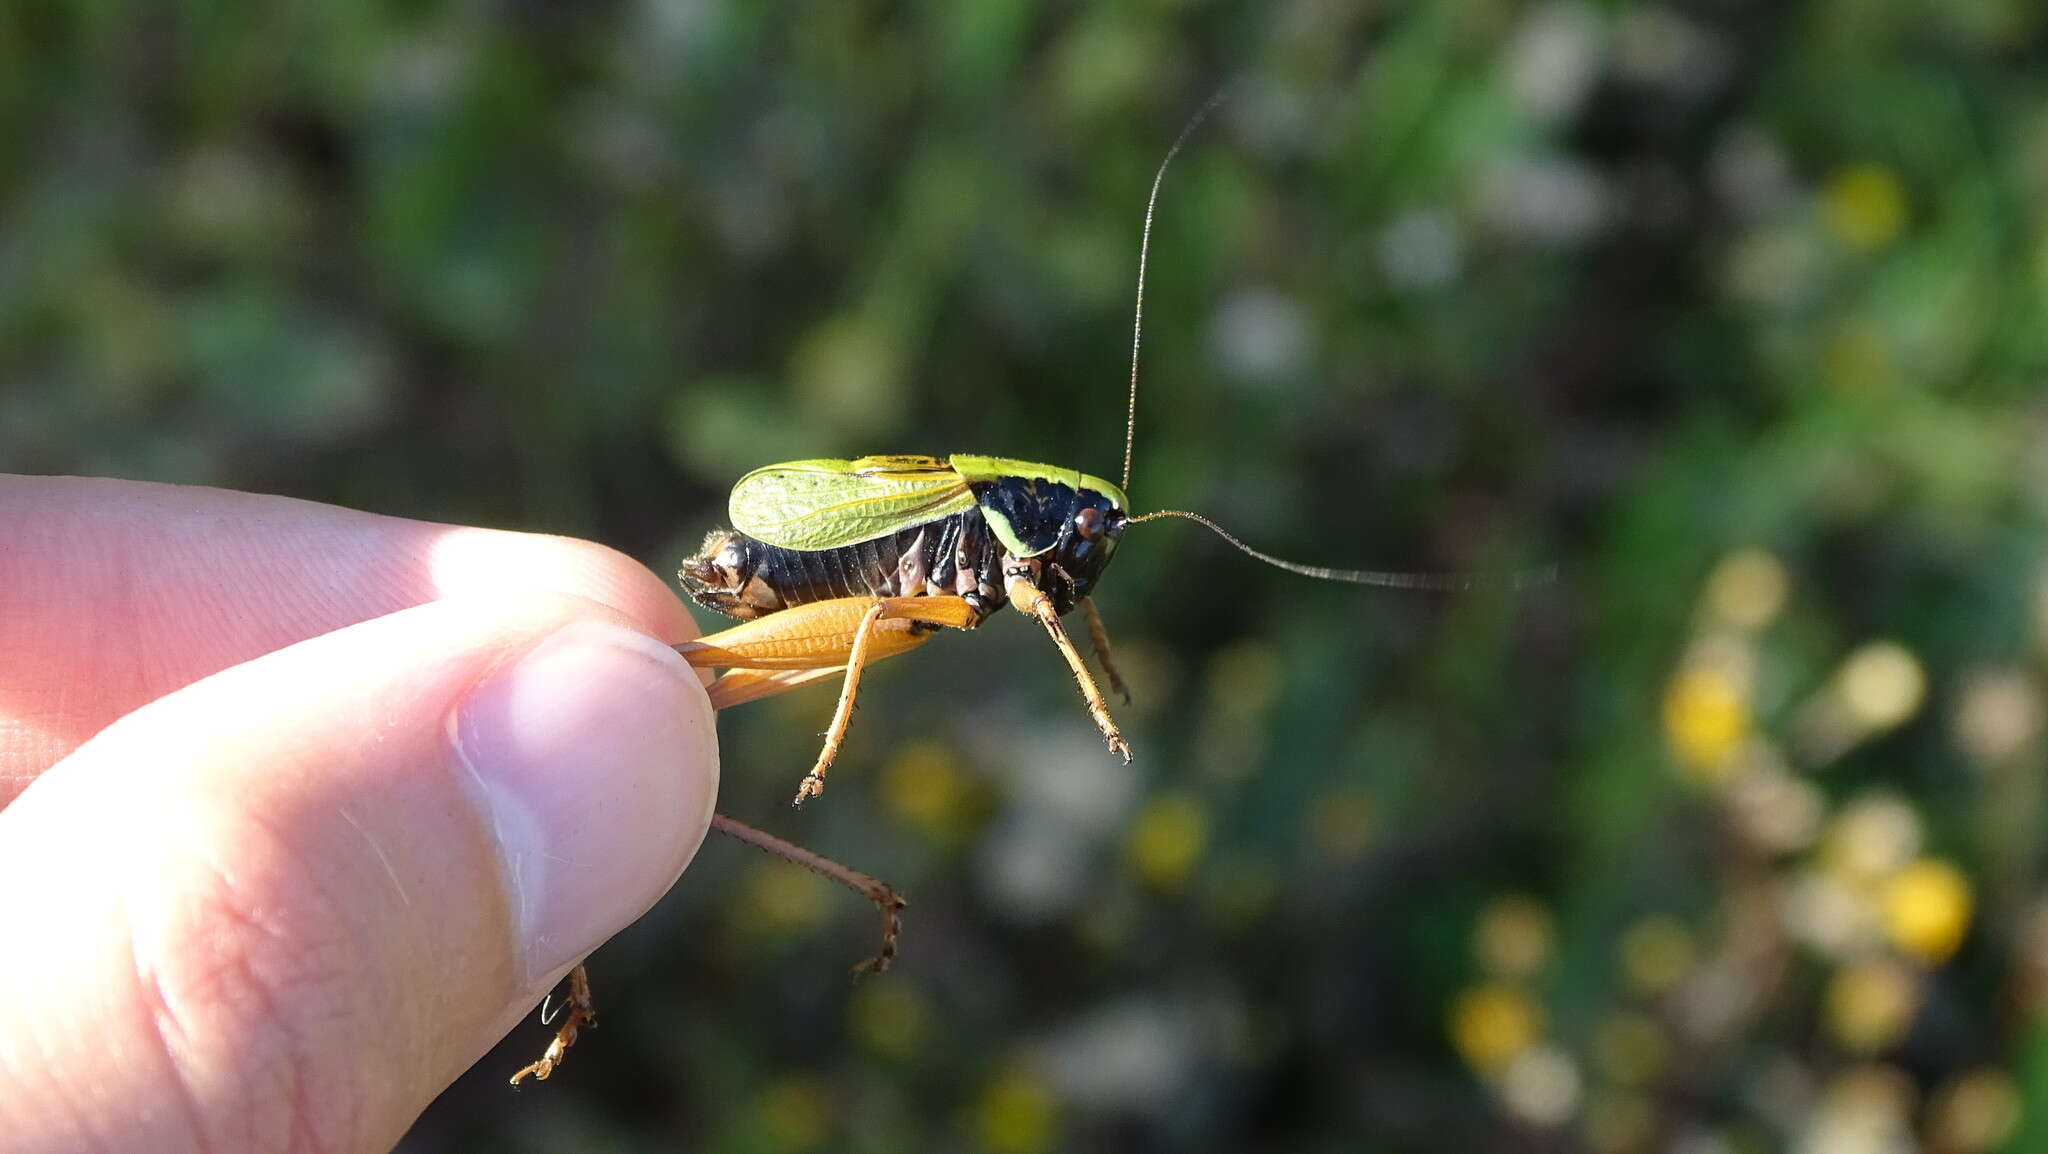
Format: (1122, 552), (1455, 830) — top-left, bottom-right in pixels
(675, 594), (985, 803)
(514, 595), (984, 1085)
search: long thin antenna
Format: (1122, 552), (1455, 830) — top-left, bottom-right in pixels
(1126, 509), (1559, 592)
(1123, 87), (1231, 499)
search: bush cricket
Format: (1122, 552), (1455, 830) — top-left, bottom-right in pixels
(512, 92), (1541, 1084)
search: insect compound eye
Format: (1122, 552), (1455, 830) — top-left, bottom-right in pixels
(1074, 507), (1103, 540)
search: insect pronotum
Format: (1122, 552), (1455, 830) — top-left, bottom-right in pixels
(511, 92), (1546, 1084)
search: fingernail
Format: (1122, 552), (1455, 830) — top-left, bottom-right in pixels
(452, 620), (718, 985)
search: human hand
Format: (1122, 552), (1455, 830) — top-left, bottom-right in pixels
(0, 475), (719, 1153)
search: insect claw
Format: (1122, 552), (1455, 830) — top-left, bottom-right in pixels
(793, 773), (827, 806)
(511, 965), (595, 1085)
(851, 891), (908, 977)
(509, 1061), (548, 1087)
(1100, 669), (1131, 707)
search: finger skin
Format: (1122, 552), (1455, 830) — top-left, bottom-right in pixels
(0, 475), (697, 800)
(0, 591), (717, 1154)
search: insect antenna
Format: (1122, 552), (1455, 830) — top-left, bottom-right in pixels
(1123, 87), (1231, 500)
(1125, 509), (1558, 593)
(1118, 92), (1553, 596)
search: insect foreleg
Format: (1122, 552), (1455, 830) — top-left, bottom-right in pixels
(1006, 575), (1132, 763)
(1078, 596), (1131, 705)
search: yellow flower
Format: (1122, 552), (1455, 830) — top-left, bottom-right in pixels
(1619, 916), (1697, 996)
(1128, 792), (1209, 891)
(1475, 895), (1554, 980)
(1883, 858), (1973, 965)
(975, 1067), (1057, 1154)
(1663, 667), (1750, 778)
(1822, 165), (1908, 252)
(1824, 960), (1920, 1053)
(880, 740), (971, 837)
(849, 979), (930, 1059)
(1449, 982), (1544, 1073)
(742, 861), (829, 934)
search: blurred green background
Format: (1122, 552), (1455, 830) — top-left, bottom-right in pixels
(9, 0), (2048, 1151)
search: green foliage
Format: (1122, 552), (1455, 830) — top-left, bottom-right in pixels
(9, 1), (2048, 1150)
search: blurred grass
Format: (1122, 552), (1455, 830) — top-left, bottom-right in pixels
(10, 1), (2048, 1151)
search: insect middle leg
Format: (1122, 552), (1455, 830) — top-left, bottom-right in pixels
(1079, 596), (1132, 704)
(794, 598), (892, 803)
(676, 594), (985, 803)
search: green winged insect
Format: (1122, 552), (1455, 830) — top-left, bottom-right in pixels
(512, 92), (1538, 1084)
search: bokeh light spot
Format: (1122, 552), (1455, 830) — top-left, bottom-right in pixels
(1664, 668), (1751, 778)
(1823, 961), (1920, 1053)
(1475, 894), (1555, 980)
(1882, 858), (1972, 965)
(1127, 792), (1210, 892)
(1821, 165), (1909, 251)
(1449, 982), (1544, 1073)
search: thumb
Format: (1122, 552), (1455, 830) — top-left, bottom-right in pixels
(0, 591), (717, 1154)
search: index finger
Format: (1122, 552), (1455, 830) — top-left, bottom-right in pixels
(0, 475), (698, 798)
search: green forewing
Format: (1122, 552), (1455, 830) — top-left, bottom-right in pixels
(728, 455), (978, 550)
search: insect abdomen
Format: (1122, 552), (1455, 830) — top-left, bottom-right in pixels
(681, 509), (1004, 621)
